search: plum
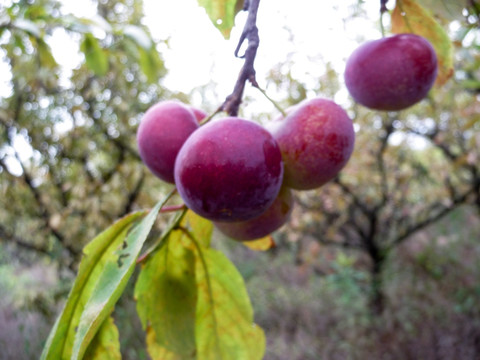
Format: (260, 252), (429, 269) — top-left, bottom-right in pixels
(174, 117), (284, 222)
(137, 100), (198, 183)
(269, 97), (355, 190)
(189, 106), (208, 123)
(344, 33), (438, 111)
(214, 186), (294, 241)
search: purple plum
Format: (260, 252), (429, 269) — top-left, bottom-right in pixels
(214, 186), (294, 241)
(174, 117), (284, 222)
(269, 97), (355, 190)
(344, 33), (438, 111)
(137, 101), (198, 183)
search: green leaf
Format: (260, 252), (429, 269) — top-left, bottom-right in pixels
(40, 211), (144, 360)
(392, 0), (454, 86)
(36, 38), (58, 69)
(139, 47), (162, 84)
(13, 19), (41, 37)
(41, 195), (168, 360)
(123, 25), (152, 50)
(83, 316), (121, 360)
(197, 0), (243, 39)
(135, 221), (198, 359)
(71, 200), (166, 360)
(194, 247), (266, 359)
(81, 33), (108, 76)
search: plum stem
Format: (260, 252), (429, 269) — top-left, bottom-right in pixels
(254, 85), (287, 117)
(380, 0), (389, 14)
(379, 0), (388, 37)
(199, 108), (221, 126)
(219, 0), (261, 117)
(160, 204), (187, 213)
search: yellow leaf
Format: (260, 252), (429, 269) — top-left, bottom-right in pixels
(83, 316), (121, 360)
(195, 248), (266, 359)
(197, 0), (243, 39)
(146, 327), (190, 360)
(392, 0), (454, 85)
(242, 235), (276, 251)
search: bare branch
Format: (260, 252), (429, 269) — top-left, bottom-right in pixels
(388, 188), (474, 250)
(121, 168), (146, 216)
(0, 223), (50, 256)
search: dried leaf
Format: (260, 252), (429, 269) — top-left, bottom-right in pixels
(242, 235), (276, 251)
(392, 0), (454, 85)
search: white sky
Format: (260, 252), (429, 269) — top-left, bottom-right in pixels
(141, 0), (382, 100)
(57, 0), (383, 105)
(1, 0), (383, 104)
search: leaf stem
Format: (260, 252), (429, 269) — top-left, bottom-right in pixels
(136, 188), (187, 264)
(379, 0), (389, 37)
(160, 204), (187, 213)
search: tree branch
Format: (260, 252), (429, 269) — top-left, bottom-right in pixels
(220, 0), (261, 116)
(0, 223), (50, 256)
(388, 187), (474, 250)
(375, 116), (394, 210)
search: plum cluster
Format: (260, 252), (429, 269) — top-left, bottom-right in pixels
(137, 98), (355, 241)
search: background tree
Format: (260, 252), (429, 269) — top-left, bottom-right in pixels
(0, 0), (167, 271)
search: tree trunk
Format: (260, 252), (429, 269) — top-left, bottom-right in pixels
(370, 257), (385, 315)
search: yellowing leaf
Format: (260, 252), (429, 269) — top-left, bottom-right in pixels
(391, 0), (454, 85)
(83, 316), (121, 360)
(183, 210), (213, 248)
(145, 326), (188, 360)
(136, 210), (264, 360)
(197, 0), (243, 39)
(195, 248), (266, 359)
(135, 229), (197, 359)
(135, 210), (212, 359)
(416, 0), (468, 21)
(243, 235), (276, 251)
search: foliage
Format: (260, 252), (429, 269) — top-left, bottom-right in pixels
(0, 0), (167, 270)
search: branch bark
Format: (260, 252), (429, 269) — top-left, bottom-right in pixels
(220, 0), (261, 116)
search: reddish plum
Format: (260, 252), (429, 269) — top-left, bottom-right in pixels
(174, 117), (284, 222)
(344, 33), (438, 111)
(270, 98), (355, 190)
(137, 101), (198, 183)
(214, 186), (294, 241)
